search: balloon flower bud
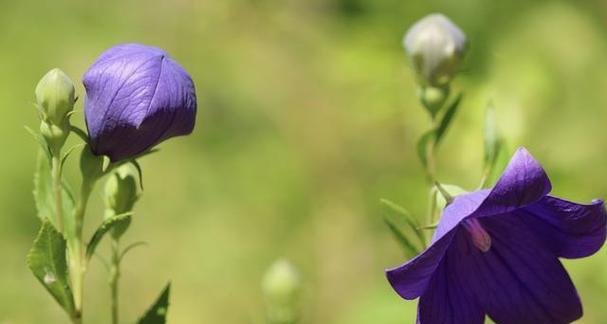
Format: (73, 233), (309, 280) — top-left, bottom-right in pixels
(104, 165), (139, 239)
(404, 13), (467, 87)
(35, 68), (76, 125)
(105, 165), (139, 215)
(83, 43), (197, 162)
(35, 68), (76, 154)
(262, 259), (301, 324)
(80, 145), (105, 181)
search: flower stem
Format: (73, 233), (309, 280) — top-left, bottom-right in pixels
(51, 155), (64, 233)
(109, 238), (120, 324)
(68, 179), (95, 322)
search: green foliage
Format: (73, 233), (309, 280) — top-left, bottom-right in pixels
(86, 212), (133, 260)
(138, 283), (171, 324)
(380, 199), (425, 258)
(416, 94), (463, 168)
(26, 221), (75, 317)
(32, 151), (75, 231)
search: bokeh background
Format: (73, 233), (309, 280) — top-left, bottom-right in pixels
(2, 0), (607, 323)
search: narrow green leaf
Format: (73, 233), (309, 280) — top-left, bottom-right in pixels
(86, 212), (133, 260)
(380, 199), (425, 257)
(25, 126), (51, 160)
(27, 221), (75, 316)
(483, 102), (499, 166)
(416, 130), (435, 168)
(138, 283), (171, 324)
(61, 144), (85, 168)
(435, 93), (463, 146)
(131, 159), (145, 191)
(486, 143), (511, 187)
(119, 241), (149, 261)
(33, 151), (76, 233)
(69, 125), (90, 143)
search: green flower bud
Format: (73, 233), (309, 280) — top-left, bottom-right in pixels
(105, 165), (139, 215)
(262, 259), (301, 324)
(404, 14), (467, 87)
(35, 68), (76, 125)
(80, 145), (105, 181)
(419, 85), (450, 117)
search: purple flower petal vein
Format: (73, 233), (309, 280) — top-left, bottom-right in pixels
(83, 43), (196, 161)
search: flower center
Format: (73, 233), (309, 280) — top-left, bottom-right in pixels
(463, 218), (492, 252)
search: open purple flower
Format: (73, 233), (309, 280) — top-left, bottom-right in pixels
(83, 43), (196, 161)
(386, 147), (606, 324)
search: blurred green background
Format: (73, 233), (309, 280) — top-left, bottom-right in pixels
(2, 0), (607, 323)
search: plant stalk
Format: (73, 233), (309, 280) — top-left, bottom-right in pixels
(68, 179), (95, 323)
(109, 238), (120, 324)
(51, 155), (64, 233)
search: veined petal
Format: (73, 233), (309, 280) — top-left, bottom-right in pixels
(386, 230), (457, 300)
(473, 147), (552, 218)
(417, 230), (484, 324)
(468, 213), (582, 324)
(524, 196), (607, 258)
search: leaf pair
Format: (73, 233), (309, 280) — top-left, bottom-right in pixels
(381, 199), (426, 258)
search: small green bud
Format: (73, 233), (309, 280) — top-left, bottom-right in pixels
(419, 85), (449, 116)
(105, 165), (139, 215)
(35, 68), (75, 125)
(262, 259), (301, 324)
(404, 14), (467, 87)
(80, 145), (105, 181)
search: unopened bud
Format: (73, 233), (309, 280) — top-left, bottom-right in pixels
(80, 145), (105, 181)
(105, 165), (139, 215)
(262, 259), (301, 324)
(35, 68), (75, 125)
(404, 14), (467, 86)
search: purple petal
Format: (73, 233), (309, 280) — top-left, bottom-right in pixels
(473, 147), (552, 218)
(523, 196), (607, 258)
(468, 213), (583, 324)
(386, 230), (457, 300)
(417, 230), (484, 324)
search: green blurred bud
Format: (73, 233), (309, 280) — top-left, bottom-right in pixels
(419, 85), (449, 116)
(35, 68), (75, 125)
(262, 259), (301, 324)
(104, 165), (139, 239)
(404, 13), (467, 87)
(105, 165), (139, 215)
(80, 145), (105, 181)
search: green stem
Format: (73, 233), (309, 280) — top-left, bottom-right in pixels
(51, 155), (64, 233)
(109, 238), (120, 324)
(68, 179), (95, 322)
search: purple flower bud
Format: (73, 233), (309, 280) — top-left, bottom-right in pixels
(83, 43), (196, 161)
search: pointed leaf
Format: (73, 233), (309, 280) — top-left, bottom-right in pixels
(138, 283), (171, 324)
(434, 93), (463, 146)
(485, 143), (511, 187)
(380, 199), (424, 257)
(86, 212), (133, 260)
(483, 102), (499, 166)
(27, 221), (75, 316)
(25, 126), (51, 160)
